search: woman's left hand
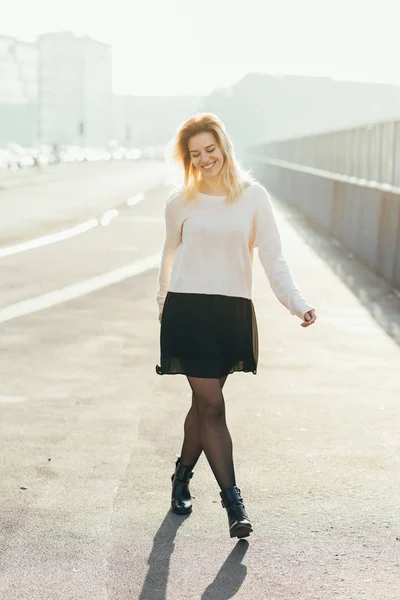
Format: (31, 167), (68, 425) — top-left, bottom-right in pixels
(301, 309), (317, 327)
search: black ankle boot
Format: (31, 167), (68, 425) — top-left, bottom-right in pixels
(171, 457), (194, 515)
(220, 486), (253, 538)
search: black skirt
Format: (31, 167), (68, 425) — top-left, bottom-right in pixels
(155, 292), (259, 378)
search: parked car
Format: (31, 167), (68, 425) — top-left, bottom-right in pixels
(24, 146), (51, 167)
(58, 146), (86, 162)
(0, 148), (20, 171)
(6, 143), (35, 168)
(124, 147), (142, 160)
(83, 147), (112, 161)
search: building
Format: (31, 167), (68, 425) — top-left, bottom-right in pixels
(112, 95), (204, 148)
(37, 32), (112, 147)
(0, 34), (38, 145)
(203, 73), (400, 159)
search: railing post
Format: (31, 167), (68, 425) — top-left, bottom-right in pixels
(391, 121), (398, 187)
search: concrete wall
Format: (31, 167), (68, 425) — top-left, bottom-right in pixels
(251, 161), (400, 292)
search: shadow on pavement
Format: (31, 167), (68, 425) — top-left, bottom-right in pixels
(201, 539), (249, 599)
(138, 512), (249, 600)
(139, 511), (190, 600)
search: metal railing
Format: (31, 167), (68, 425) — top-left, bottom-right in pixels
(247, 118), (400, 292)
(251, 120), (400, 190)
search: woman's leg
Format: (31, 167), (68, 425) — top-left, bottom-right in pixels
(179, 392), (201, 467)
(185, 376), (235, 490)
(179, 376), (228, 467)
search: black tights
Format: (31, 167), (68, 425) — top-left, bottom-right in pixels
(179, 375), (236, 490)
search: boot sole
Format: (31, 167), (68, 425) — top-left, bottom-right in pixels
(230, 521), (253, 538)
(171, 504), (192, 515)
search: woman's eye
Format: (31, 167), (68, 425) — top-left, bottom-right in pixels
(192, 148), (215, 158)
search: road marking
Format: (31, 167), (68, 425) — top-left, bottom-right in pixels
(0, 219), (98, 257)
(100, 209), (119, 226)
(0, 252), (161, 324)
(0, 395), (27, 404)
(126, 192), (145, 206)
(0, 193), (146, 258)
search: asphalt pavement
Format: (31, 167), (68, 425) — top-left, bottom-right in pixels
(0, 161), (399, 599)
(0, 158), (169, 244)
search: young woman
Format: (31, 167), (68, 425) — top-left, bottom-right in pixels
(155, 113), (317, 539)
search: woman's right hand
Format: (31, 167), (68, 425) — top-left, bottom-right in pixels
(301, 308), (317, 327)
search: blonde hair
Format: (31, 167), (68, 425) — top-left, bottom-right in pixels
(168, 112), (254, 205)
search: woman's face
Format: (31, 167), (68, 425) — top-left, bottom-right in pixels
(188, 131), (224, 179)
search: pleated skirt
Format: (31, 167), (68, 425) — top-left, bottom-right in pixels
(155, 291), (259, 378)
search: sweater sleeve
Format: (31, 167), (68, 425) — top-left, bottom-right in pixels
(156, 193), (182, 312)
(253, 185), (314, 320)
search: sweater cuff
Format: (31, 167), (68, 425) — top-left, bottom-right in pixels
(291, 299), (315, 320)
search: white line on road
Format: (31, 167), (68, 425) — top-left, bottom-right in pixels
(99, 209), (119, 226)
(0, 219), (99, 257)
(126, 192), (145, 206)
(0, 193), (146, 258)
(0, 252), (161, 324)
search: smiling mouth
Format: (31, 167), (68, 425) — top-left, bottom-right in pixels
(202, 161), (216, 170)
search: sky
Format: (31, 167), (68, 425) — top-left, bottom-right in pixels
(2, 0), (400, 95)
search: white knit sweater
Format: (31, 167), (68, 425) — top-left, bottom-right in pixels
(156, 182), (314, 320)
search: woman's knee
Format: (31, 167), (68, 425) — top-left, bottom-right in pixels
(195, 394), (225, 421)
(187, 377), (225, 421)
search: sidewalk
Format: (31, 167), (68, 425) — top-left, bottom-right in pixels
(0, 190), (399, 599)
